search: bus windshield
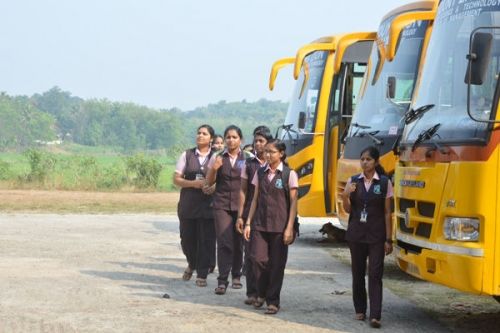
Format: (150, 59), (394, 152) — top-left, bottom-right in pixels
(404, 1), (500, 144)
(283, 51), (328, 133)
(348, 17), (428, 137)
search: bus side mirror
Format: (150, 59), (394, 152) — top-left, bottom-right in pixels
(465, 32), (492, 85)
(298, 112), (306, 130)
(387, 76), (396, 99)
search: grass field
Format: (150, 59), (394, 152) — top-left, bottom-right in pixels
(0, 143), (180, 192)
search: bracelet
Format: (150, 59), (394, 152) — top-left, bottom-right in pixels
(244, 224), (251, 228)
(386, 239), (393, 245)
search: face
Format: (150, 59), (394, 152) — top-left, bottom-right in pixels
(360, 151), (377, 173)
(212, 137), (224, 151)
(253, 135), (267, 155)
(225, 130), (241, 151)
(196, 127), (212, 147)
(264, 143), (283, 165)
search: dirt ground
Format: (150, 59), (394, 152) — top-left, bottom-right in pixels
(0, 190), (499, 332)
(0, 213), (499, 333)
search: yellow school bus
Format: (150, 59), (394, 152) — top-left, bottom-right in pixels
(394, 0), (500, 300)
(335, 1), (437, 229)
(270, 33), (375, 218)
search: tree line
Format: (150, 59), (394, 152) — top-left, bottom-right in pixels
(0, 87), (288, 152)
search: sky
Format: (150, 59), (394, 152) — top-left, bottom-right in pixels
(0, 0), (410, 110)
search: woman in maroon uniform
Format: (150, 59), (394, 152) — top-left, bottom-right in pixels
(244, 139), (298, 315)
(174, 124), (216, 287)
(206, 125), (250, 295)
(341, 146), (393, 328)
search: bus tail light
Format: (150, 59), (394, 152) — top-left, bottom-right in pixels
(443, 217), (479, 242)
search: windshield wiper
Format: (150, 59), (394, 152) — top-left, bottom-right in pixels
(357, 130), (383, 145)
(404, 104), (435, 125)
(276, 124), (299, 145)
(411, 123), (447, 154)
(350, 122), (371, 137)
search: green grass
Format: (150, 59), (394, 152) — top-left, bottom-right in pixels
(0, 143), (178, 192)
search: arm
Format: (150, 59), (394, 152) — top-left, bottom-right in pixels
(205, 155), (223, 186)
(341, 178), (356, 214)
(236, 180), (248, 234)
(384, 196), (393, 255)
(244, 183), (259, 241)
(173, 172), (204, 189)
(283, 187), (298, 245)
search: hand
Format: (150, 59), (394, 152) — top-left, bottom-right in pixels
(344, 183), (356, 196)
(283, 226), (294, 245)
(213, 156), (223, 170)
(193, 179), (205, 189)
(385, 242), (393, 255)
(202, 183), (215, 194)
(235, 218), (244, 234)
(243, 225), (251, 241)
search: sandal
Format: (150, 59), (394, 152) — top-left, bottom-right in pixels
(231, 278), (243, 289)
(370, 319), (381, 328)
(244, 296), (256, 305)
(214, 285), (227, 295)
(264, 304), (280, 315)
(182, 268), (193, 281)
(253, 297), (265, 308)
(195, 278), (207, 287)
(355, 313), (366, 321)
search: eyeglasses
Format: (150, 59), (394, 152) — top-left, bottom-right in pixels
(264, 150), (279, 154)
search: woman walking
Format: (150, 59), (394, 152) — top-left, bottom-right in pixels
(244, 139), (298, 315)
(206, 125), (250, 295)
(174, 124), (216, 287)
(237, 126), (272, 305)
(341, 146), (393, 328)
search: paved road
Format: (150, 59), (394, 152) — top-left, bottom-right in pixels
(0, 214), (449, 333)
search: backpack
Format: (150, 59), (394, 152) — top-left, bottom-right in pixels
(258, 165), (300, 237)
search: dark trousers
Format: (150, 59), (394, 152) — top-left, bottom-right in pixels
(251, 230), (288, 307)
(213, 209), (244, 286)
(244, 235), (257, 297)
(348, 241), (385, 320)
(179, 217), (215, 279)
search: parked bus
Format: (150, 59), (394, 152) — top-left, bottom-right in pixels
(335, 1), (437, 229)
(395, 0), (500, 299)
(270, 33), (375, 218)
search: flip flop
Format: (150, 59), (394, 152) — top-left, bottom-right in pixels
(214, 285), (226, 295)
(253, 297), (265, 308)
(355, 313), (366, 320)
(264, 304), (280, 315)
(195, 278), (207, 287)
(370, 319), (381, 328)
(231, 278), (243, 289)
(182, 268), (193, 281)
(244, 296), (256, 305)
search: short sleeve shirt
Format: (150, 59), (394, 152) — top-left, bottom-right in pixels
(345, 172), (393, 198)
(251, 162), (298, 188)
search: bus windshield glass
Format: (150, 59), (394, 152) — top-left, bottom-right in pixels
(283, 51), (328, 133)
(348, 17), (428, 137)
(404, 1), (500, 143)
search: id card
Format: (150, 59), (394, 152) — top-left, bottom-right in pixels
(360, 210), (368, 223)
(195, 173), (205, 180)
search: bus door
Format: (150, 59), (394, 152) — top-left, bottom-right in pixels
(324, 39), (373, 214)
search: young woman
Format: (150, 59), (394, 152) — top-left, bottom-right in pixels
(174, 124), (216, 287)
(211, 134), (225, 152)
(237, 126), (272, 306)
(341, 146), (393, 328)
(244, 139), (298, 315)
(206, 125), (250, 295)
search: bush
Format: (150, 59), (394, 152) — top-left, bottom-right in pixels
(125, 154), (163, 189)
(23, 149), (56, 183)
(0, 159), (11, 180)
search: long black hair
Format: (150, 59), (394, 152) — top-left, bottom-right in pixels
(360, 146), (386, 176)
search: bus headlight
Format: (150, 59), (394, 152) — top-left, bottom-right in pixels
(443, 217), (479, 241)
(298, 160), (314, 178)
